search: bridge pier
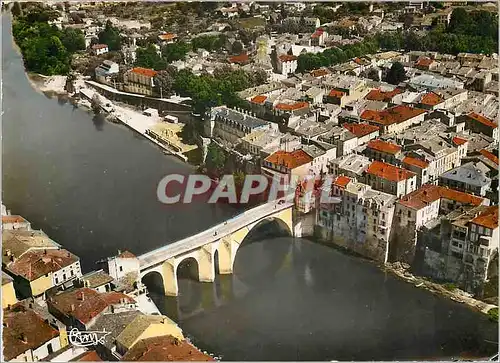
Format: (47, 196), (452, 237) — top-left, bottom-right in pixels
(198, 245), (215, 282)
(218, 238), (234, 274)
(162, 259), (178, 296)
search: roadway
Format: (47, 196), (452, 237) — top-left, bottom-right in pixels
(138, 199), (294, 270)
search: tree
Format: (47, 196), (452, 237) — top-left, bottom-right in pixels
(231, 41), (243, 55)
(161, 41), (191, 62)
(206, 143), (226, 173)
(367, 68), (380, 82)
(135, 44), (166, 70)
(60, 28), (85, 53)
(154, 68), (176, 98)
(98, 20), (121, 51)
(91, 94), (102, 114)
(386, 62), (406, 85)
(11, 2), (22, 17)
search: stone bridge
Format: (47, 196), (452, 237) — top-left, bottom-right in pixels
(138, 200), (294, 296)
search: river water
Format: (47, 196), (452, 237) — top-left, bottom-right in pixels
(2, 14), (498, 361)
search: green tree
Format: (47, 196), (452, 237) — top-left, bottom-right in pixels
(98, 20), (122, 51)
(11, 2), (22, 17)
(60, 28), (85, 53)
(135, 44), (166, 70)
(386, 62), (406, 85)
(91, 94), (102, 114)
(161, 41), (191, 62)
(231, 40), (243, 55)
(207, 143), (226, 172)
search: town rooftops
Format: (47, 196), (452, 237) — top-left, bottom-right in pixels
(366, 160), (416, 182)
(365, 88), (402, 102)
(212, 106), (269, 129)
(265, 150), (313, 170)
(48, 288), (135, 324)
(329, 89), (346, 98)
(158, 33), (177, 41)
(80, 269), (114, 289)
(333, 175), (352, 188)
(2, 230), (59, 265)
(228, 53), (249, 64)
(275, 101), (309, 111)
(440, 162), (491, 187)
(452, 136), (468, 146)
(420, 92), (444, 106)
(399, 184), (484, 210)
(366, 139), (402, 155)
(403, 156), (429, 169)
(479, 149), (499, 165)
(471, 205), (498, 230)
(278, 54), (297, 62)
(2, 215), (29, 225)
(250, 95), (267, 104)
(310, 68), (329, 78)
(467, 112), (498, 129)
(360, 105), (426, 126)
(130, 67), (158, 78)
(3, 304), (59, 361)
(342, 123), (379, 138)
(121, 335), (215, 361)
(91, 310), (143, 350)
(415, 56), (434, 68)
(91, 43), (108, 50)
(7, 249), (79, 282)
(118, 250), (137, 259)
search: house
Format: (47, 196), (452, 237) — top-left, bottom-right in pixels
(462, 112), (499, 142)
(3, 304), (62, 362)
(91, 44), (109, 56)
(311, 28), (328, 46)
(402, 155), (431, 187)
(107, 250), (140, 281)
(228, 53), (250, 65)
(123, 67), (157, 96)
(2, 271), (17, 309)
(276, 54), (298, 76)
(4, 245), (82, 300)
(2, 215), (31, 231)
(365, 87), (403, 103)
(47, 288), (136, 331)
(364, 160), (417, 197)
(415, 56), (437, 71)
(364, 139), (402, 165)
(95, 60), (119, 84)
(439, 162), (492, 197)
(205, 106), (274, 145)
(74, 270), (114, 293)
(157, 32), (177, 44)
(92, 311), (184, 360)
(316, 177), (396, 263)
(327, 153), (372, 180)
(261, 149), (314, 181)
(121, 335), (214, 361)
(360, 105), (427, 134)
(342, 123), (380, 145)
(273, 101), (310, 117)
(305, 87), (325, 105)
(318, 126), (358, 157)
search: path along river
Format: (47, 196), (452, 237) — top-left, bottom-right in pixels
(2, 14), (497, 361)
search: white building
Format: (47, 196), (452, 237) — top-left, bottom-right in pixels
(91, 43), (109, 56)
(276, 54), (298, 76)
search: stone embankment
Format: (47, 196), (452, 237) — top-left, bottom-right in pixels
(384, 262), (497, 315)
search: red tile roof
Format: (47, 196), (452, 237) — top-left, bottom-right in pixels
(2, 215), (28, 224)
(7, 249), (79, 281)
(122, 335), (215, 361)
(367, 139), (401, 155)
(361, 105), (426, 126)
(265, 150), (313, 170)
(471, 206), (498, 230)
(310, 69), (329, 78)
(92, 44), (108, 50)
(118, 250), (136, 259)
(329, 89), (346, 98)
(420, 92), (443, 106)
(228, 53), (249, 64)
(353, 57), (364, 65)
(275, 101), (309, 111)
(342, 123), (379, 138)
(403, 156), (429, 169)
(158, 33), (177, 41)
(452, 136), (468, 146)
(251, 95), (267, 104)
(415, 56), (434, 67)
(365, 88), (402, 102)
(311, 29), (324, 38)
(467, 112), (498, 129)
(279, 54), (297, 62)
(333, 176), (351, 188)
(48, 288), (135, 325)
(399, 184), (484, 210)
(75, 351), (103, 361)
(3, 305), (59, 361)
(479, 149), (499, 165)
(130, 67), (158, 78)
(367, 160), (416, 182)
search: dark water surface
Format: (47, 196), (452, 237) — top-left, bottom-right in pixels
(2, 14), (498, 361)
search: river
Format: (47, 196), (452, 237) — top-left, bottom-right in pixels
(2, 13), (498, 361)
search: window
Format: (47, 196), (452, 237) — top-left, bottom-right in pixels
(119, 266), (123, 272)
(408, 211), (412, 218)
(373, 226), (376, 232)
(63, 273), (66, 280)
(55, 277), (59, 284)
(71, 270), (74, 276)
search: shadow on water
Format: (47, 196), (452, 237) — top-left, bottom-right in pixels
(92, 114), (105, 131)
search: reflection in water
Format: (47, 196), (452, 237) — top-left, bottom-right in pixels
(92, 114), (105, 131)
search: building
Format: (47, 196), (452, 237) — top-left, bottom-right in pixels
(276, 54), (298, 76)
(364, 139), (402, 165)
(328, 153), (372, 180)
(121, 335), (214, 361)
(91, 44), (109, 56)
(262, 149), (314, 181)
(316, 177), (396, 263)
(283, 16), (321, 29)
(95, 60), (120, 84)
(74, 269), (114, 293)
(47, 288), (136, 330)
(205, 106), (274, 145)
(3, 304), (62, 362)
(365, 87), (403, 103)
(341, 123), (380, 145)
(401, 155), (431, 187)
(157, 32), (177, 44)
(123, 67), (158, 96)
(2, 215), (31, 231)
(439, 162), (492, 197)
(146, 123), (198, 157)
(107, 250), (140, 281)
(360, 105), (427, 134)
(462, 112), (499, 142)
(318, 126), (358, 157)
(311, 28), (328, 46)
(364, 160), (417, 197)
(2, 271), (17, 309)
(4, 247), (82, 300)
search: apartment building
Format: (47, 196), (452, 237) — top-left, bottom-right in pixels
(462, 112), (499, 142)
(364, 139), (402, 165)
(276, 54), (298, 76)
(123, 67), (157, 96)
(364, 160), (417, 198)
(360, 105), (427, 134)
(439, 162), (492, 197)
(262, 149), (314, 181)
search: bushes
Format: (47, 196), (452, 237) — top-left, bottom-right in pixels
(487, 308), (498, 323)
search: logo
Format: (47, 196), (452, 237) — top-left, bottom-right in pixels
(69, 328), (111, 347)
